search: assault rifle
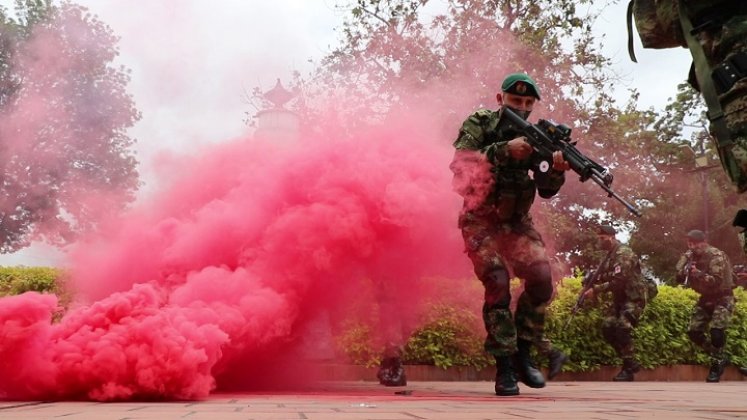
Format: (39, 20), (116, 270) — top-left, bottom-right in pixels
(562, 244), (620, 331)
(562, 269), (600, 331)
(682, 250), (694, 286)
(501, 107), (642, 217)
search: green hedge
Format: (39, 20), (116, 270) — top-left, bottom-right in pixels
(338, 275), (747, 371)
(6, 267), (747, 371)
(0, 266), (61, 296)
(548, 277), (747, 370)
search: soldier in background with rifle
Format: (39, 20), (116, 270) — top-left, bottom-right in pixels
(675, 230), (735, 382)
(577, 225), (651, 381)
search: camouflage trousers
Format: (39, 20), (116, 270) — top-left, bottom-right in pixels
(689, 295), (735, 356)
(602, 301), (644, 359)
(459, 212), (551, 357)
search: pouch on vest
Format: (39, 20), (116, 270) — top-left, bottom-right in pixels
(494, 173), (536, 222)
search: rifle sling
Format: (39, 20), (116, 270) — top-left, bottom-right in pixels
(678, 0), (733, 151)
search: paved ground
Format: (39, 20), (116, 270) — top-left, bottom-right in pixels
(2, 381), (747, 419)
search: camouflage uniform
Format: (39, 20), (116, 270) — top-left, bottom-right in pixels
(675, 241), (735, 379)
(451, 108), (565, 357)
(632, 0), (747, 192)
(692, 4), (747, 193)
(592, 244), (649, 369)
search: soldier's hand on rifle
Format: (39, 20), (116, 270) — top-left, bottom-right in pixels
(507, 136), (532, 160)
(689, 266), (705, 281)
(552, 150), (571, 171)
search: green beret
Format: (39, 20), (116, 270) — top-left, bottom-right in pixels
(686, 230), (706, 242)
(501, 73), (541, 100)
(598, 225), (616, 236)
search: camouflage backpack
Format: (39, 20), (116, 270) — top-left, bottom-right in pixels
(627, 0), (685, 52)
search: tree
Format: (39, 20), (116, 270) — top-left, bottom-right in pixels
(285, 0), (742, 279)
(630, 82), (744, 281)
(305, 0), (653, 268)
(0, 1), (140, 253)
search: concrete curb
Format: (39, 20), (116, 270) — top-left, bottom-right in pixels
(314, 363), (747, 382)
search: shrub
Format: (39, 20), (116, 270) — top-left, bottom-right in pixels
(0, 266), (61, 295)
(547, 275), (747, 370)
(337, 274), (747, 371)
(403, 304), (491, 369)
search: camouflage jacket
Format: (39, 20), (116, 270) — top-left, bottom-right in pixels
(592, 243), (648, 304)
(675, 244), (734, 298)
(450, 108), (565, 223)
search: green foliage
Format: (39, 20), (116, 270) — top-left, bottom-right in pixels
(0, 266), (61, 295)
(338, 275), (747, 371)
(403, 304), (491, 369)
(548, 276), (747, 371)
(0, 0), (140, 253)
(336, 322), (383, 367)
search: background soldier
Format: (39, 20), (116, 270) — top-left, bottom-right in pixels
(450, 72), (571, 396)
(582, 225), (650, 381)
(630, 1), (747, 193)
(374, 278), (407, 387)
(675, 230), (735, 382)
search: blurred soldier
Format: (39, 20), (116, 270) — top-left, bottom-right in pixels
(374, 278), (407, 387)
(675, 230), (735, 382)
(631, 1), (747, 255)
(450, 72), (571, 396)
(630, 1), (747, 194)
(582, 225), (650, 381)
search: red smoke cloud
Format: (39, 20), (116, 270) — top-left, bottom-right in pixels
(0, 113), (474, 400)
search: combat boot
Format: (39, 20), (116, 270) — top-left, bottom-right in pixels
(494, 356), (519, 396)
(377, 357), (392, 385)
(515, 339), (546, 388)
(547, 349), (569, 380)
(612, 359), (641, 382)
(378, 357), (407, 386)
(706, 357), (729, 383)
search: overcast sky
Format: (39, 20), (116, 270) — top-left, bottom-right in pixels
(0, 0), (692, 266)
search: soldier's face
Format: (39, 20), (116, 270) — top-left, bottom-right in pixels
(497, 93), (536, 120)
(687, 240), (705, 253)
(597, 234), (614, 250)
(500, 92), (536, 112)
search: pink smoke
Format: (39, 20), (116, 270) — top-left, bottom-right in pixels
(0, 108), (477, 400)
(0, 1), (603, 402)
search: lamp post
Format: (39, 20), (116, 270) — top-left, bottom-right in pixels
(680, 145), (719, 240)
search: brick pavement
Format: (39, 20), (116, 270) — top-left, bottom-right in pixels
(1, 381), (747, 419)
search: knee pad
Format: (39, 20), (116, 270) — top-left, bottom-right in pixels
(688, 330), (707, 346)
(483, 268), (511, 308)
(523, 262), (553, 304)
(710, 328), (726, 349)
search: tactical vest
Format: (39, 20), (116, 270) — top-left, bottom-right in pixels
(690, 246), (734, 296)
